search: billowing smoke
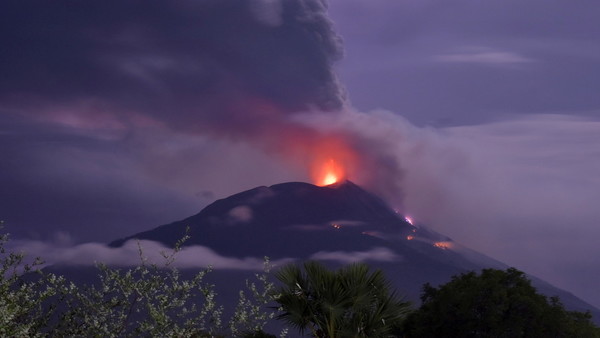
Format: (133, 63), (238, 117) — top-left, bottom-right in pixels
(1, 0), (408, 210)
(1, 0), (344, 132)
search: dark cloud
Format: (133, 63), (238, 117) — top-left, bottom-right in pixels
(0, 111), (301, 241)
(0, 0), (348, 241)
(0, 114), (198, 241)
(1, 0), (344, 133)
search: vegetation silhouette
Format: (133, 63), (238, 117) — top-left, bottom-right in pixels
(402, 267), (600, 337)
(2, 221), (599, 337)
(274, 261), (411, 337)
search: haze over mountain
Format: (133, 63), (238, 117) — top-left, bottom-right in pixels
(110, 180), (600, 322)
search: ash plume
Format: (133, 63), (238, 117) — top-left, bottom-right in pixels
(0, 0), (417, 243)
(0, 0), (345, 132)
(1, 0), (408, 204)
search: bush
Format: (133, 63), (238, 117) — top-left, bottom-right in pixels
(402, 267), (600, 338)
(1, 224), (282, 337)
(1, 221), (69, 337)
(274, 261), (411, 337)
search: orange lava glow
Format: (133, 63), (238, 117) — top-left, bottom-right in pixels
(292, 133), (359, 187)
(310, 137), (357, 186)
(316, 159), (344, 186)
(406, 235), (414, 240)
(433, 241), (453, 250)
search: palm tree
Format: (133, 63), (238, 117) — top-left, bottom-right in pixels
(274, 261), (411, 337)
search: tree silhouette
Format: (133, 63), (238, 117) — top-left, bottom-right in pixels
(274, 261), (411, 337)
(402, 267), (600, 337)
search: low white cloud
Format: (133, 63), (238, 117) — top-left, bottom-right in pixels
(7, 239), (293, 270)
(228, 205), (253, 224)
(434, 47), (533, 65)
(310, 247), (402, 264)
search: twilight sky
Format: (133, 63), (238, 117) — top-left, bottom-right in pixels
(1, 0), (600, 308)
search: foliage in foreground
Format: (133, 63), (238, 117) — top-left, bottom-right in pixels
(1, 224), (282, 337)
(1, 224), (67, 337)
(3, 219), (600, 337)
(402, 267), (600, 338)
(275, 261), (411, 338)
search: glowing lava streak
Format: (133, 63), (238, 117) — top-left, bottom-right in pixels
(433, 241), (453, 250)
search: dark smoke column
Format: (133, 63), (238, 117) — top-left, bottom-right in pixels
(0, 0), (346, 136)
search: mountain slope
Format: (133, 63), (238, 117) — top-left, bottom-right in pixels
(111, 181), (414, 257)
(110, 180), (600, 320)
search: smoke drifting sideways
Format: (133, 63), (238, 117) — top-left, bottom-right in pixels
(5, 237), (402, 270)
(6, 237), (292, 271)
(0, 0), (408, 220)
(0, 0), (344, 134)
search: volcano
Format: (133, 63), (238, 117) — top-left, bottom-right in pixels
(110, 180), (600, 319)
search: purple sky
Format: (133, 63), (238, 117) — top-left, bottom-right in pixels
(1, 0), (600, 308)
